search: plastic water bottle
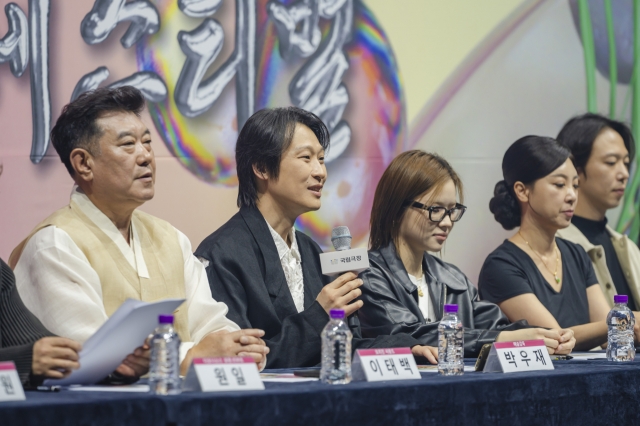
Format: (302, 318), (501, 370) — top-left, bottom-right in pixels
(606, 295), (636, 362)
(320, 309), (352, 384)
(149, 314), (182, 395)
(438, 304), (464, 375)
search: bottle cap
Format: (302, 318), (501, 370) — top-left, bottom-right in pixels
(158, 314), (174, 324)
(443, 304), (458, 313)
(329, 309), (345, 319)
(614, 295), (628, 304)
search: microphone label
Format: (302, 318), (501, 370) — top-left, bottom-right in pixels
(320, 248), (369, 276)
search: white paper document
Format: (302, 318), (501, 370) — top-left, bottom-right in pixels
(45, 298), (185, 386)
(260, 373), (318, 383)
(418, 365), (476, 373)
(569, 351), (608, 360)
(68, 384), (151, 392)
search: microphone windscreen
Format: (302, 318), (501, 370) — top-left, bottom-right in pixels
(331, 226), (352, 251)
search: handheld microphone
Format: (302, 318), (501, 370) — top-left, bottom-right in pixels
(319, 226), (369, 276)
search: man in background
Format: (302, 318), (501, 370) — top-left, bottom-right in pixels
(557, 113), (640, 309)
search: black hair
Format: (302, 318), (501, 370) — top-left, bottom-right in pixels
(50, 86), (146, 176)
(490, 135), (571, 230)
(556, 113), (635, 174)
(235, 106), (330, 208)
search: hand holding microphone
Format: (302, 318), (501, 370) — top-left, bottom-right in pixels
(316, 227), (369, 316)
(316, 271), (363, 316)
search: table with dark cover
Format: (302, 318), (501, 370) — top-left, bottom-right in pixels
(2, 360), (639, 425)
(0, 389), (165, 426)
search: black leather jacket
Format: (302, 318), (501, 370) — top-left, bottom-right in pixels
(358, 242), (529, 357)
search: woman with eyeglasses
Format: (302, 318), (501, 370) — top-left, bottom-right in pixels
(479, 136), (640, 350)
(357, 150), (575, 358)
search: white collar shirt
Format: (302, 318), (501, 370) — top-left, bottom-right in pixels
(72, 186), (150, 278)
(266, 221), (305, 313)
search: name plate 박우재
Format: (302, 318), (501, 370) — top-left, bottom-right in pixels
(352, 348), (421, 382)
(0, 362), (25, 402)
(483, 340), (554, 373)
(183, 357), (264, 392)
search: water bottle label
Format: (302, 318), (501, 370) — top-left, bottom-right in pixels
(0, 362), (25, 402)
(617, 348), (632, 357)
(352, 348), (421, 382)
(483, 340), (554, 374)
(610, 317), (633, 326)
(183, 357), (265, 392)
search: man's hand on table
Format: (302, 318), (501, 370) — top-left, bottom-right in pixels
(180, 329), (269, 375)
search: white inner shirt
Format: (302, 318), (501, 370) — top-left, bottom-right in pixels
(73, 185), (150, 278)
(266, 221), (304, 313)
(408, 273), (435, 323)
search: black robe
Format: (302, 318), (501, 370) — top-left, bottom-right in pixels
(195, 206), (420, 368)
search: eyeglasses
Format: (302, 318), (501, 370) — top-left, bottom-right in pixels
(403, 201), (467, 223)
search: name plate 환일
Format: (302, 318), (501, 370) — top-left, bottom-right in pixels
(183, 357), (264, 392)
(483, 340), (554, 373)
(0, 362), (25, 402)
(352, 348), (421, 382)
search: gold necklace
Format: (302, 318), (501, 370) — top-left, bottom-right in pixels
(413, 271), (425, 297)
(518, 231), (561, 284)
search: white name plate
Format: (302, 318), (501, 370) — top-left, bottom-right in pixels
(352, 348), (421, 382)
(483, 340), (554, 373)
(0, 362), (26, 402)
(183, 357), (264, 392)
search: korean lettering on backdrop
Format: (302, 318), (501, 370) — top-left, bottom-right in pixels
(1, 0), (355, 164)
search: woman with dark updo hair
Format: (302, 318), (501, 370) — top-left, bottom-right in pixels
(479, 136), (640, 350)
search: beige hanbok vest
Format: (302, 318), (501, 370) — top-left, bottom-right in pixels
(558, 223), (640, 309)
(10, 201), (192, 341)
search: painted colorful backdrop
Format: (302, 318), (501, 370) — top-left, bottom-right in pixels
(1, 0), (637, 282)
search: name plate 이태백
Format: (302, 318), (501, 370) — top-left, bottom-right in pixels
(352, 348), (421, 382)
(0, 362), (26, 401)
(183, 357), (264, 392)
(483, 340), (554, 373)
